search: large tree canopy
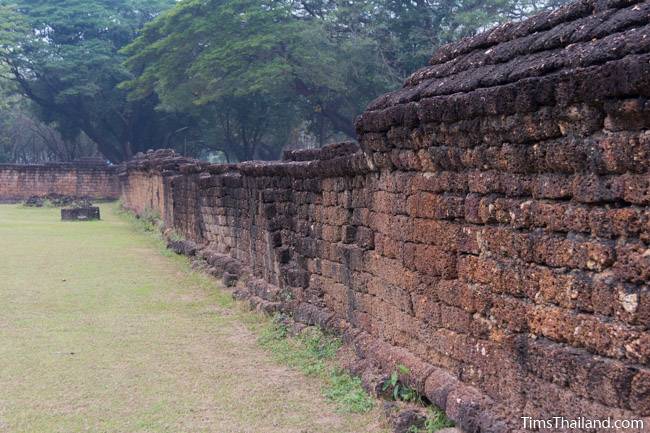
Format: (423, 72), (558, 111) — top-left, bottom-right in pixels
(0, 0), (185, 162)
(121, 0), (567, 161)
(0, 0), (568, 163)
(121, 0), (378, 160)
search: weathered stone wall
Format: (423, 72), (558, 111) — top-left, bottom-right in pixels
(119, 168), (171, 222)
(119, 1), (650, 431)
(0, 160), (119, 202)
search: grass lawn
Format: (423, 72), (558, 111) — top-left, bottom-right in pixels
(0, 203), (386, 433)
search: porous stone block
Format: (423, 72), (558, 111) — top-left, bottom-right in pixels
(61, 207), (100, 221)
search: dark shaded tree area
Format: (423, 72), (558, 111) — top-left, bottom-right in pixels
(0, 0), (567, 163)
(0, 0), (186, 162)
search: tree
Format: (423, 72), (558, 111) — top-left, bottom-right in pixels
(121, 0), (568, 161)
(0, 0), (568, 163)
(0, 61), (96, 163)
(0, 0), (182, 162)
(120, 0), (396, 160)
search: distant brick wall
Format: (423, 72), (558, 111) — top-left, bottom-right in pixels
(0, 161), (119, 202)
(119, 1), (650, 431)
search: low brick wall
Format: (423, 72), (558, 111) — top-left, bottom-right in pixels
(0, 161), (119, 202)
(119, 1), (649, 431)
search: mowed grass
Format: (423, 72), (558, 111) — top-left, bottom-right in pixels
(0, 203), (386, 433)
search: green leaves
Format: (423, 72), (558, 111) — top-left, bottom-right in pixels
(259, 318), (375, 414)
(0, 0), (181, 162)
(1, 0), (569, 162)
(124, 0), (295, 104)
(0, 5), (29, 53)
(381, 364), (424, 403)
(121, 0), (389, 157)
(121, 0), (568, 161)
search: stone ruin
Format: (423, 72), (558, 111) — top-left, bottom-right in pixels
(61, 206), (101, 221)
(0, 159), (118, 203)
(3, 0), (650, 431)
(117, 1), (650, 430)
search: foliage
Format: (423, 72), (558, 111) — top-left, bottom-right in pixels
(117, 203), (162, 233)
(167, 229), (185, 242)
(0, 106), (99, 163)
(120, 0), (363, 160)
(382, 364), (454, 432)
(407, 407), (455, 433)
(135, 208), (162, 232)
(421, 406), (456, 432)
(259, 316), (375, 413)
(0, 63), (96, 163)
(324, 368), (376, 414)
(382, 364), (422, 403)
(121, 0), (569, 161)
(0, 0), (568, 162)
(0, 0), (186, 162)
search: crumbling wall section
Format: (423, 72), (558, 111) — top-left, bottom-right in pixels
(119, 1), (650, 431)
(0, 160), (119, 202)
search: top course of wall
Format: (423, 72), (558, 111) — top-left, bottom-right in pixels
(357, 0), (650, 172)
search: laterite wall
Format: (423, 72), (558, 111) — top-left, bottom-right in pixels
(119, 1), (650, 431)
(0, 161), (119, 202)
